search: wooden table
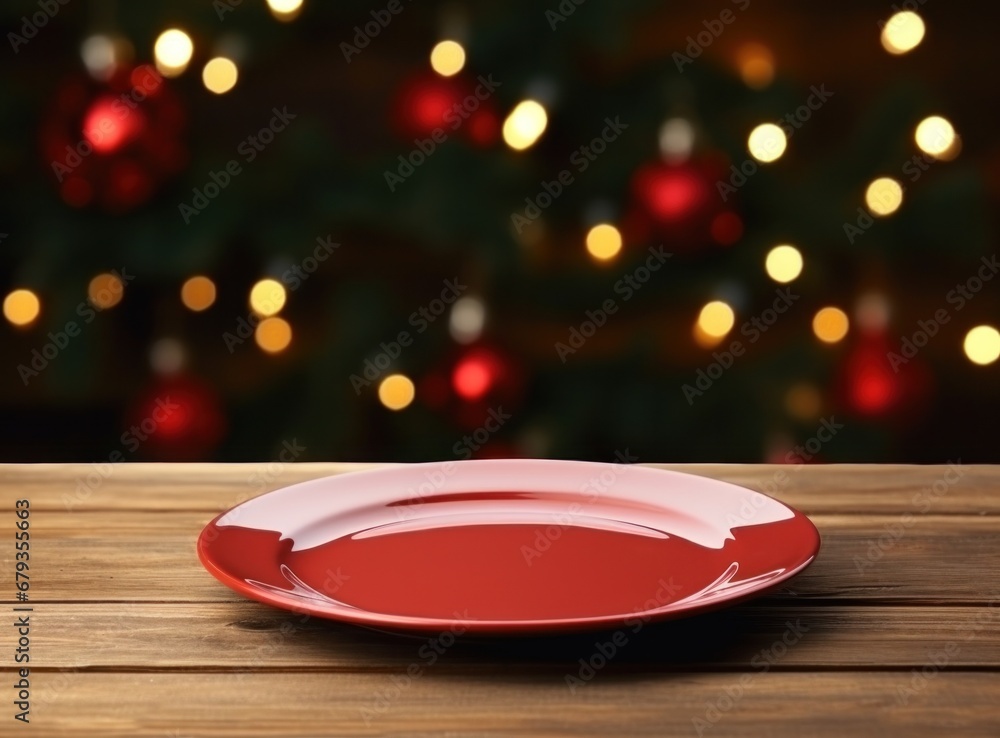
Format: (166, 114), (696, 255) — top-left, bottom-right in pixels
(2, 463), (999, 736)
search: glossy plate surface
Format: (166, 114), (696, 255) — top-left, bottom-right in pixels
(197, 460), (820, 634)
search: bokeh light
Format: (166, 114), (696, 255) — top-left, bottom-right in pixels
(249, 279), (287, 317)
(764, 245), (803, 283)
(881, 11), (926, 55)
(267, 0), (304, 21)
(88, 273), (125, 310)
(429, 40), (466, 77)
(747, 123), (787, 163)
(81, 35), (117, 80)
(153, 29), (193, 77)
(854, 293), (891, 333)
(813, 307), (849, 344)
(697, 301), (736, 338)
(658, 118), (694, 161)
(915, 115), (956, 157)
(502, 100), (548, 151)
(865, 177), (904, 216)
(785, 382), (822, 420)
(736, 43), (775, 89)
(452, 352), (497, 400)
(585, 223), (623, 261)
(255, 316), (292, 353)
(963, 325), (1000, 366)
(449, 296), (486, 345)
(378, 374), (416, 410)
(202, 57), (239, 94)
(150, 337), (186, 375)
(3, 289), (41, 327)
(710, 212), (744, 245)
(181, 276), (217, 312)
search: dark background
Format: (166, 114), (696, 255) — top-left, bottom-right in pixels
(1, 0), (997, 464)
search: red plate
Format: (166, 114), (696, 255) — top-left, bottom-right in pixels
(197, 460), (820, 634)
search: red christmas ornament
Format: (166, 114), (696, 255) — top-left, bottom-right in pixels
(392, 73), (498, 147)
(624, 154), (740, 253)
(836, 330), (931, 419)
(125, 375), (226, 460)
(40, 64), (188, 212)
(421, 344), (524, 429)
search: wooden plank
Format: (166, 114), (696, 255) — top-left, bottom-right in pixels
(21, 602), (1000, 670)
(20, 671), (1000, 736)
(2, 462), (996, 515)
(3, 512), (999, 604)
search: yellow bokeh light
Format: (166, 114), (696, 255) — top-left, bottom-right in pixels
(3, 289), (41, 327)
(915, 115), (956, 157)
(865, 177), (904, 216)
(429, 40), (466, 77)
(813, 307), (849, 344)
(378, 373), (416, 411)
(747, 123), (787, 163)
(736, 43), (775, 89)
(88, 273), (125, 310)
(181, 276), (217, 312)
(881, 11), (926, 55)
(785, 382), (822, 420)
(502, 100), (548, 151)
(585, 224), (623, 261)
(249, 279), (287, 317)
(266, 0), (304, 21)
(765, 245), (803, 283)
(202, 57), (238, 94)
(692, 322), (723, 349)
(153, 29), (193, 77)
(698, 301), (736, 338)
(255, 316), (293, 353)
(963, 325), (1000, 366)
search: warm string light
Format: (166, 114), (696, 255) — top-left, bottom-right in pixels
(202, 57), (239, 94)
(765, 245), (803, 283)
(964, 325), (1000, 366)
(813, 307), (849, 344)
(88, 273), (125, 310)
(429, 40), (466, 77)
(249, 279), (287, 317)
(3, 289), (41, 327)
(914, 115), (957, 158)
(154, 29), (193, 77)
(378, 374), (416, 410)
(255, 316), (292, 353)
(747, 123), (786, 163)
(266, 0), (304, 22)
(502, 100), (548, 151)
(735, 43), (775, 89)
(181, 276), (217, 312)
(881, 11), (926, 55)
(865, 177), (904, 216)
(585, 223), (623, 262)
(697, 301), (735, 338)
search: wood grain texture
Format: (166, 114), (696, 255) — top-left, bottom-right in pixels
(1, 463), (998, 736)
(3, 462), (996, 514)
(20, 602), (1000, 670)
(23, 672), (1000, 737)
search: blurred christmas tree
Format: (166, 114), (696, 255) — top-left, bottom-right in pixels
(1, 0), (998, 463)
